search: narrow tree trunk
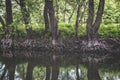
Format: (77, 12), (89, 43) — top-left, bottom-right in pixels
(86, 0), (94, 41)
(0, 16), (6, 36)
(68, 5), (76, 23)
(93, 0), (105, 39)
(5, 0), (13, 36)
(56, 0), (59, 21)
(44, 0), (50, 32)
(75, 4), (81, 38)
(63, 0), (66, 23)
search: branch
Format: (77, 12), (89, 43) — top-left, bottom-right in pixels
(0, 16), (6, 29)
(15, 0), (20, 5)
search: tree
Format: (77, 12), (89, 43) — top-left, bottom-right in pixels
(15, 0), (32, 38)
(5, 0), (13, 37)
(86, 0), (105, 41)
(44, 0), (58, 45)
(75, 0), (86, 38)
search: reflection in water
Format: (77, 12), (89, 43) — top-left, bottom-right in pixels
(0, 51), (120, 80)
(87, 59), (101, 80)
(26, 59), (35, 80)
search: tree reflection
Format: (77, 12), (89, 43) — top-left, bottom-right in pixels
(3, 58), (16, 80)
(0, 64), (7, 80)
(45, 55), (60, 80)
(87, 61), (101, 80)
(25, 59), (35, 80)
(45, 66), (51, 80)
(76, 64), (80, 80)
(51, 55), (60, 80)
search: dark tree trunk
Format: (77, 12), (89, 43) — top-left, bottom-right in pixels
(93, 0), (105, 38)
(76, 65), (80, 80)
(44, 0), (50, 32)
(63, 0), (66, 23)
(19, 0), (32, 37)
(46, 0), (58, 45)
(75, 4), (81, 38)
(86, 0), (105, 41)
(86, 0), (94, 41)
(5, 0), (13, 36)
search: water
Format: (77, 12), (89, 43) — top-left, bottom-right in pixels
(0, 50), (120, 80)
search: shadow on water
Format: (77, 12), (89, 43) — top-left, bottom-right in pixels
(0, 50), (120, 80)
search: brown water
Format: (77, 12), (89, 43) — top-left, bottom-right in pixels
(0, 50), (120, 80)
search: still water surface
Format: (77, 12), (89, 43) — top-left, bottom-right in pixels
(0, 51), (120, 80)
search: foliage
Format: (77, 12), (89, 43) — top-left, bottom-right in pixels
(1, 23), (120, 38)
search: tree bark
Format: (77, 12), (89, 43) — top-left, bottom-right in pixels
(93, 0), (105, 38)
(46, 0), (58, 45)
(63, 0), (66, 23)
(75, 4), (81, 38)
(44, 0), (50, 32)
(5, 0), (13, 36)
(86, 0), (105, 41)
(86, 0), (94, 41)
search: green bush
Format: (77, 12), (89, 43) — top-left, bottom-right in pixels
(0, 23), (120, 38)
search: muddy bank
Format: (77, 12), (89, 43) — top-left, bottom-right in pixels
(0, 38), (120, 54)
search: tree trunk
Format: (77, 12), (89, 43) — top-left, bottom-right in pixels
(5, 0), (13, 36)
(86, 0), (105, 41)
(44, 0), (50, 32)
(75, 4), (81, 38)
(63, 0), (66, 23)
(86, 0), (94, 41)
(93, 0), (105, 39)
(47, 0), (58, 45)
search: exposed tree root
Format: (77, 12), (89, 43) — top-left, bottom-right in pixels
(0, 38), (120, 55)
(81, 40), (109, 53)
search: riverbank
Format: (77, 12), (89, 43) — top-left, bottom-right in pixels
(0, 38), (120, 55)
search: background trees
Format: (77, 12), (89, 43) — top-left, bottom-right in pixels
(0, 0), (119, 41)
